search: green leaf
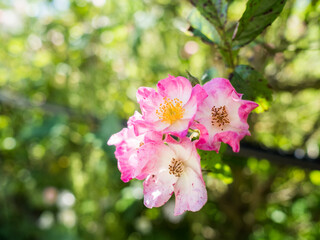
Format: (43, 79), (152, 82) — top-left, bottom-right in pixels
(187, 9), (221, 45)
(201, 67), (220, 84)
(199, 144), (232, 183)
(233, 0), (286, 47)
(230, 65), (272, 101)
(186, 70), (200, 86)
(191, 0), (228, 31)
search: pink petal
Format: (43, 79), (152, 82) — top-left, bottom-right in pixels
(137, 142), (176, 179)
(136, 87), (163, 122)
(166, 136), (202, 174)
(189, 122), (221, 152)
(144, 131), (164, 143)
(182, 84), (208, 120)
(143, 171), (177, 208)
(131, 118), (168, 136)
(117, 152), (139, 182)
(108, 116), (165, 182)
(127, 111), (143, 127)
(174, 167), (207, 216)
(107, 127), (127, 146)
(157, 75), (192, 105)
(212, 131), (250, 152)
(164, 119), (190, 137)
(196, 138), (221, 152)
(203, 78), (237, 98)
(136, 87), (156, 102)
(238, 100), (259, 123)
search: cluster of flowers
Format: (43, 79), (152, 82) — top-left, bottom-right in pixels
(108, 75), (258, 215)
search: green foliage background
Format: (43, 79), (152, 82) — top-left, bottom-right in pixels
(0, 0), (320, 239)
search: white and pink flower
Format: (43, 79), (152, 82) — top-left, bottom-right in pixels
(138, 136), (207, 216)
(133, 75), (207, 137)
(107, 75), (259, 215)
(195, 78), (259, 152)
(107, 111), (162, 182)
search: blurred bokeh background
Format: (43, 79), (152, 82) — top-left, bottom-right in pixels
(0, 0), (320, 239)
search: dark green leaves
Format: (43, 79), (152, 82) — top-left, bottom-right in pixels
(231, 65), (272, 101)
(188, 9), (221, 45)
(201, 67), (220, 84)
(186, 70), (200, 86)
(190, 0), (228, 31)
(199, 144), (233, 183)
(233, 0), (287, 47)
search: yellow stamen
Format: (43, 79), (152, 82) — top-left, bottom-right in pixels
(168, 158), (184, 177)
(211, 105), (230, 130)
(156, 97), (185, 124)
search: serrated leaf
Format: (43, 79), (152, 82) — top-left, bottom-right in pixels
(199, 144), (232, 182)
(188, 9), (221, 45)
(230, 65), (272, 101)
(233, 0), (286, 47)
(199, 143), (227, 171)
(200, 150), (221, 171)
(191, 0), (228, 31)
(201, 67), (220, 85)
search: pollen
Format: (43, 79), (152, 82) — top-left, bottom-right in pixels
(169, 158), (184, 177)
(156, 97), (185, 124)
(136, 142), (144, 150)
(211, 105), (230, 130)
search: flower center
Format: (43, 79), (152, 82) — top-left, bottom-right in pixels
(156, 97), (185, 124)
(168, 158), (184, 177)
(211, 105), (230, 130)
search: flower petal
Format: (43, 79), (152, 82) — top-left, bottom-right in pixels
(166, 136), (202, 174)
(107, 127), (127, 146)
(174, 167), (207, 216)
(212, 131), (249, 152)
(203, 78), (237, 98)
(117, 152), (139, 182)
(143, 170), (177, 208)
(136, 87), (163, 122)
(164, 119), (190, 137)
(157, 75), (192, 105)
(182, 84), (207, 121)
(238, 100), (259, 123)
(137, 142), (176, 178)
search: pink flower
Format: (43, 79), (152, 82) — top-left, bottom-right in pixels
(138, 136), (207, 216)
(195, 78), (259, 152)
(133, 75), (207, 137)
(107, 111), (162, 182)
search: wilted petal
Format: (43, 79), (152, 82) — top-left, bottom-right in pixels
(174, 167), (207, 216)
(143, 170), (176, 208)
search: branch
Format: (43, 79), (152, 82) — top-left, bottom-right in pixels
(269, 78), (320, 92)
(0, 89), (99, 123)
(227, 141), (320, 170)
